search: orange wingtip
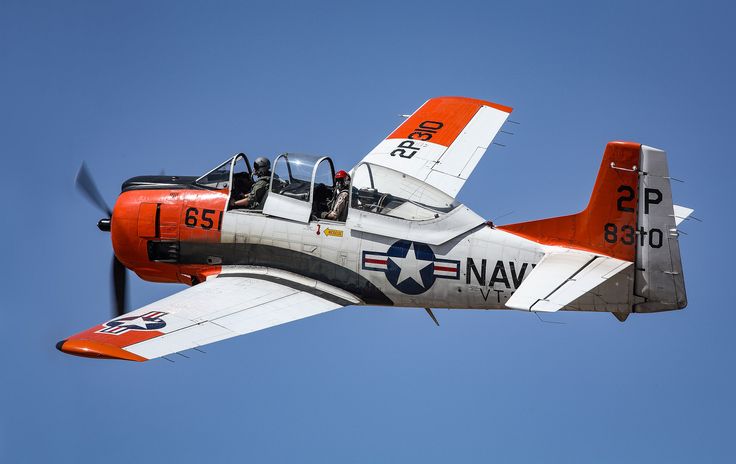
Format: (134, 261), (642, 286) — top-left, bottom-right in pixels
(435, 96), (513, 113)
(56, 339), (147, 362)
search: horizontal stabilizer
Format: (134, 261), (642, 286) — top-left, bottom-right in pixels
(673, 205), (694, 226)
(506, 251), (632, 312)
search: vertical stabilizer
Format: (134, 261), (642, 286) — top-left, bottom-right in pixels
(499, 141), (641, 261)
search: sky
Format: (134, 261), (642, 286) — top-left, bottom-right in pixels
(1, 0), (734, 462)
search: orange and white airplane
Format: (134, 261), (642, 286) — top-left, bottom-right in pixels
(58, 96), (691, 362)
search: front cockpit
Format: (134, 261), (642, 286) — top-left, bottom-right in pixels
(194, 153), (253, 204)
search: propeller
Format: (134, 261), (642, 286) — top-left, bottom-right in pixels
(75, 162), (128, 318)
(113, 256), (128, 317)
(75, 162), (112, 217)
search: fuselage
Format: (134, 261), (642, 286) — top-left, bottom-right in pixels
(111, 184), (546, 310)
(220, 208), (544, 309)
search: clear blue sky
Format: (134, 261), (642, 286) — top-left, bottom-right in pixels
(1, 1), (733, 462)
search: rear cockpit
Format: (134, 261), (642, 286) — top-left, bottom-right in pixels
(350, 162), (459, 221)
(261, 153), (338, 222)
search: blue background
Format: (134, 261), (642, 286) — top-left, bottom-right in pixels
(1, 1), (733, 462)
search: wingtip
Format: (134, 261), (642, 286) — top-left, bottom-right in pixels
(436, 96), (513, 113)
(56, 338), (147, 362)
(56, 339), (67, 352)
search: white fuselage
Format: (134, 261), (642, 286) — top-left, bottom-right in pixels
(220, 206), (545, 310)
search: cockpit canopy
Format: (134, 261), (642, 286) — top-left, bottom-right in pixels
(194, 153), (252, 190)
(350, 163), (459, 221)
(193, 154), (460, 224)
(270, 152), (334, 203)
(261, 153), (335, 222)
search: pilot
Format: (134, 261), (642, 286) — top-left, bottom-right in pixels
(233, 157), (271, 209)
(229, 172), (253, 208)
(320, 170), (350, 221)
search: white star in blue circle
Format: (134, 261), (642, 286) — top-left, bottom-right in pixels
(106, 314), (165, 331)
(384, 240), (437, 295)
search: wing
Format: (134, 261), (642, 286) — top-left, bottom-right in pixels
(505, 251), (632, 312)
(359, 96), (512, 198)
(57, 267), (361, 362)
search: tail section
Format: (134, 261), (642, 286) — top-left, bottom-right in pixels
(499, 141), (687, 312)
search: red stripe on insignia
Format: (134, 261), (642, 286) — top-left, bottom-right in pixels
(434, 265), (457, 272)
(365, 258), (388, 265)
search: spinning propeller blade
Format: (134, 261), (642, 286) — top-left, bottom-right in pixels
(75, 161), (129, 316)
(112, 256), (128, 317)
(75, 162), (112, 217)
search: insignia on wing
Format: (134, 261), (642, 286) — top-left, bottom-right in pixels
(96, 311), (168, 336)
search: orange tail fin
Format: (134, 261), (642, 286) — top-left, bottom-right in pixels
(499, 141), (641, 261)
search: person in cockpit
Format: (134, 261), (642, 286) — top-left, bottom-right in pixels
(320, 170), (350, 221)
(233, 157), (271, 210)
(229, 172), (253, 209)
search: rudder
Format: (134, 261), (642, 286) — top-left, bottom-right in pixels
(634, 145), (687, 311)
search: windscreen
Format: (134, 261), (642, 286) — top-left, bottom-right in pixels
(271, 153), (324, 202)
(195, 158), (232, 189)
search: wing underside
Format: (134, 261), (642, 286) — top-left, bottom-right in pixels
(58, 267), (360, 361)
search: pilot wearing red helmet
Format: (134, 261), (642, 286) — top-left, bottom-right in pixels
(320, 170), (350, 221)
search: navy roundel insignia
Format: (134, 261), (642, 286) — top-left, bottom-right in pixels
(96, 311), (168, 335)
(362, 240), (460, 295)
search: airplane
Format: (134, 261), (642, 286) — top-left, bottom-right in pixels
(58, 96), (692, 362)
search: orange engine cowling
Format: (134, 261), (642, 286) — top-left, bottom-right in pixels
(111, 186), (228, 285)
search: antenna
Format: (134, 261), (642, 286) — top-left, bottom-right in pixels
(534, 312), (565, 325)
(424, 308), (440, 326)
